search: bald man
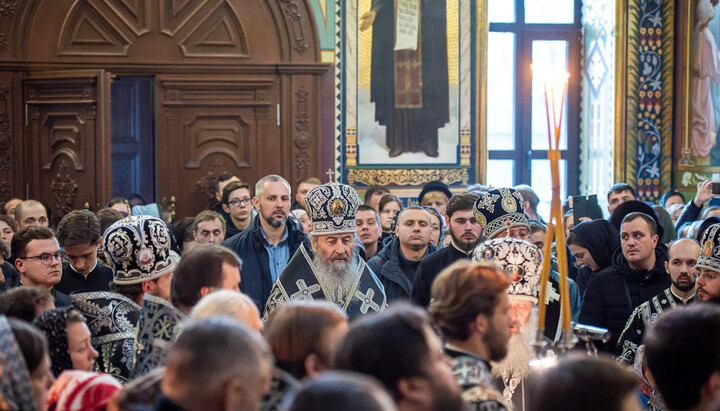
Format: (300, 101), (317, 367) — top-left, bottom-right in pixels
(14, 200), (49, 230)
(617, 238), (699, 365)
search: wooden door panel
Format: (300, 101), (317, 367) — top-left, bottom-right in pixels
(24, 70), (111, 222)
(156, 75), (276, 219)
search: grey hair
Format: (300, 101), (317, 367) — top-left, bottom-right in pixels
(255, 175), (291, 198)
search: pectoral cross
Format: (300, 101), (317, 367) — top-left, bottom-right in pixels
(326, 169), (335, 183)
(290, 279), (322, 302)
(355, 288), (381, 314)
(545, 281), (560, 304)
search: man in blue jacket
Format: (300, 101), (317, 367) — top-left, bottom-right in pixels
(223, 175), (309, 313)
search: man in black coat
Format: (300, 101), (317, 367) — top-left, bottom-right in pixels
(223, 175), (309, 313)
(412, 192), (481, 307)
(368, 206), (437, 301)
(579, 211), (671, 353)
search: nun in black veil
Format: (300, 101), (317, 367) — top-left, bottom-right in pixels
(567, 219), (621, 296)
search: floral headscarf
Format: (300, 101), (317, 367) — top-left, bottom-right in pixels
(0, 315), (38, 410)
(33, 307), (76, 377)
(45, 370), (121, 411)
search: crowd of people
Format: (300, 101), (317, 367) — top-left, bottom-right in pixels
(0, 174), (718, 411)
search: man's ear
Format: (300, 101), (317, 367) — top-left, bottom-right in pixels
(14, 258), (24, 274)
(252, 197), (260, 210)
(304, 353), (326, 378)
(702, 371), (720, 403)
(664, 261), (670, 275)
(199, 286), (212, 300)
(396, 377), (431, 406)
(473, 313), (488, 335)
(222, 376), (245, 411)
(141, 280), (155, 295)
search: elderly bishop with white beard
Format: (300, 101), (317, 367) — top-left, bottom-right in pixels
(474, 237), (542, 411)
(262, 181), (387, 321)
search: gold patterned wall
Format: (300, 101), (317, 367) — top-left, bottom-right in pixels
(358, 0), (460, 86)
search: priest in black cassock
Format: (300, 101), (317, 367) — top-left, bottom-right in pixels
(263, 181), (387, 321)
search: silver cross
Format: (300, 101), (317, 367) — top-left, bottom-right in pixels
(355, 288), (380, 314)
(325, 169), (335, 183)
(544, 280), (560, 304)
(290, 279), (321, 302)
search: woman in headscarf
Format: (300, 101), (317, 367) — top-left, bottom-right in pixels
(0, 315), (53, 411)
(566, 219), (621, 296)
(32, 307), (99, 377)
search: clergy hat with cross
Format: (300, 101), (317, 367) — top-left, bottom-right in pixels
(305, 182), (361, 235)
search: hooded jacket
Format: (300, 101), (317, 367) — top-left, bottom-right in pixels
(367, 237), (437, 302)
(578, 243), (670, 353)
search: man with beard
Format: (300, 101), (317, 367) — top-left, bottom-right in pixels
(580, 212), (671, 353)
(697, 223), (720, 304)
(412, 192), (481, 307)
(472, 187), (581, 342)
(368, 206), (437, 301)
(473, 237), (541, 411)
(618, 238), (699, 365)
(262, 182), (386, 321)
(429, 260), (513, 410)
(224, 175), (309, 313)
(336, 304), (466, 411)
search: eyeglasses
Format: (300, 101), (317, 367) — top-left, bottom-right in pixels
(19, 251), (65, 266)
(227, 198), (252, 207)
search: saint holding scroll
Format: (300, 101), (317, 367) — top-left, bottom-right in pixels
(360, 0), (449, 158)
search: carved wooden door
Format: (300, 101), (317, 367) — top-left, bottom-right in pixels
(23, 70), (112, 224)
(156, 74), (281, 219)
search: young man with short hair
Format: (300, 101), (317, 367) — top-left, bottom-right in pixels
(355, 205), (383, 259)
(221, 181), (254, 238)
(412, 192), (481, 307)
(192, 210), (226, 245)
(580, 211), (670, 352)
(11, 226), (71, 306)
(55, 209), (114, 294)
(607, 183), (638, 216)
(292, 176), (321, 211)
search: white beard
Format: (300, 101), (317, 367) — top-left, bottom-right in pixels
(313, 251), (359, 304)
(491, 312), (537, 382)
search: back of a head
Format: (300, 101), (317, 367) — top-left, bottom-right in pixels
(513, 184), (539, 210)
(190, 290), (261, 332)
(264, 301), (347, 379)
(164, 318), (272, 406)
(429, 260), (509, 341)
(287, 371), (398, 411)
(0, 287), (54, 323)
(334, 304), (430, 400)
(644, 304), (720, 410)
(171, 243), (241, 309)
(529, 355), (638, 411)
(96, 208), (124, 236)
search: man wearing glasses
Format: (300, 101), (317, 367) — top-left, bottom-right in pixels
(221, 181), (254, 238)
(10, 226), (71, 306)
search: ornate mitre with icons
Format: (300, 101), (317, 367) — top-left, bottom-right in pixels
(472, 187), (530, 239)
(697, 223), (720, 272)
(305, 183), (361, 235)
(103, 215), (178, 284)
(472, 237), (542, 304)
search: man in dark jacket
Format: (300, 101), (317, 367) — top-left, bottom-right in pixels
(223, 175), (309, 313)
(579, 211), (671, 353)
(368, 206), (437, 301)
(411, 192), (480, 307)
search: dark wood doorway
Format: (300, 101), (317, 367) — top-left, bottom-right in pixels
(111, 76), (156, 202)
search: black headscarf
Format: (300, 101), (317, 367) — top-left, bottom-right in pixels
(32, 306), (75, 377)
(609, 200), (664, 240)
(569, 219), (620, 271)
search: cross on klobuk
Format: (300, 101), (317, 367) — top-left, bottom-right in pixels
(290, 280), (322, 302)
(355, 288), (380, 314)
(326, 169), (335, 183)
